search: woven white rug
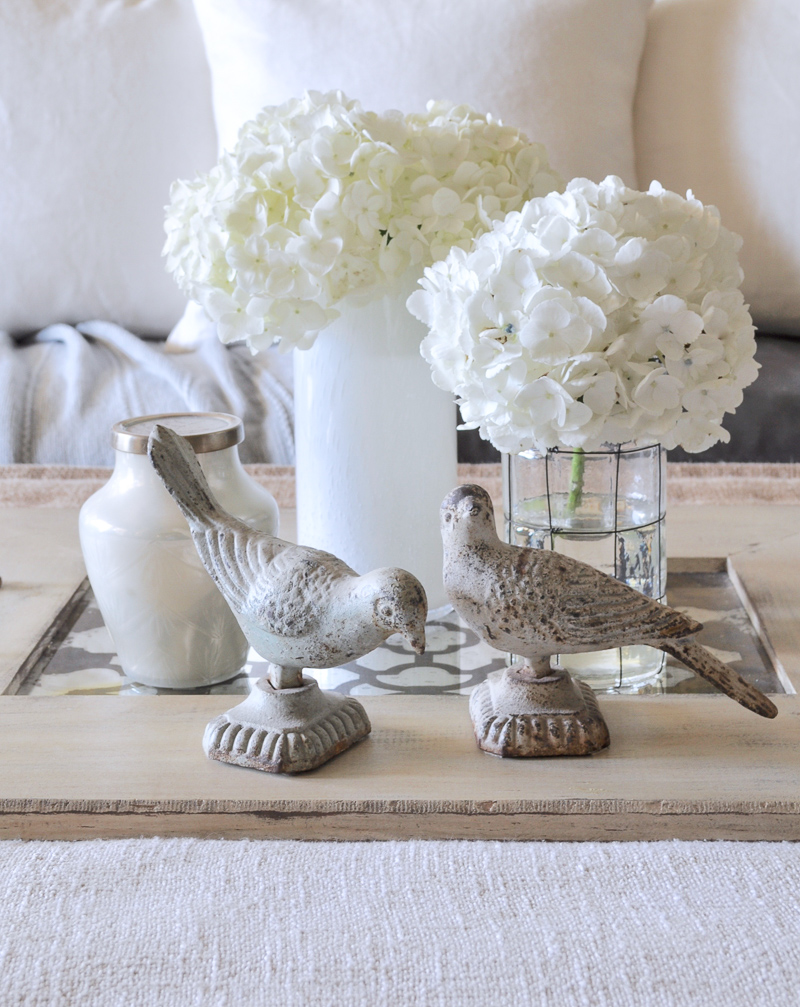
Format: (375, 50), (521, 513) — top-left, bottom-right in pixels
(1, 839), (798, 1007)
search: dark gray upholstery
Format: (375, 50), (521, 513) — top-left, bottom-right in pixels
(669, 336), (800, 463)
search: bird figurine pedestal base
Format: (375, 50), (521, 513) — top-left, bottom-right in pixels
(203, 677), (371, 774)
(469, 666), (610, 758)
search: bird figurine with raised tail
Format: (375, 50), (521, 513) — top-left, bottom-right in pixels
(441, 484), (777, 758)
(148, 424), (427, 773)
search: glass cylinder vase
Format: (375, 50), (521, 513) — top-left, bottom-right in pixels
(293, 276), (457, 611)
(503, 443), (667, 690)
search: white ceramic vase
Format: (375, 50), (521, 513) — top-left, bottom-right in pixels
(294, 277), (457, 610)
(79, 413), (280, 689)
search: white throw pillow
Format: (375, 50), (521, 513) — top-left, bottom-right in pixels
(192, 0), (652, 186)
(635, 0), (800, 334)
(0, 0), (218, 336)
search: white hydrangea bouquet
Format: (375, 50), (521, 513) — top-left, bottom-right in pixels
(408, 175), (759, 454)
(164, 89), (563, 352)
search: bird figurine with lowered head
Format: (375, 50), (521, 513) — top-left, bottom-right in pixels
(148, 423), (427, 773)
(441, 484), (777, 758)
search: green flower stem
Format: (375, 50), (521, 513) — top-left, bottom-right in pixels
(566, 448), (585, 514)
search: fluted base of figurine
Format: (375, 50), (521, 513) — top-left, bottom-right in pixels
(470, 666), (610, 757)
(203, 676), (371, 773)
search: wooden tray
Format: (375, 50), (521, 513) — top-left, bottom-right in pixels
(1, 503), (799, 841)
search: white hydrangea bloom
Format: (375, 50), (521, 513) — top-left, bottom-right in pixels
(409, 176), (759, 454)
(164, 90), (563, 352)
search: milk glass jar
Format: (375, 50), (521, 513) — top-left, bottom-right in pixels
(79, 412), (279, 689)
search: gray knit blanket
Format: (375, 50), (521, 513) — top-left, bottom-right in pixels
(0, 321), (294, 465)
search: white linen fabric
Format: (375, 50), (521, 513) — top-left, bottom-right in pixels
(634, 0), (800, 334)
(193, 0), (652, 185)
(1, 838), (799, 1006)
(0, 324), (293, 465)
(0, 0), (218, 336)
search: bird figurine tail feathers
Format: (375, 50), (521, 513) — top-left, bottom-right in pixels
(441, 484), (777, 758)
(147, 420), (229, 533)
(658, 639), (776, 715)
(147, 423), (428, 773)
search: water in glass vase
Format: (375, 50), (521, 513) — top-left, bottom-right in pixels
(504, 446), (668, 691)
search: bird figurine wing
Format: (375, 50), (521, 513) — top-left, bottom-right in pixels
(243, 543), (356, 637)
(196, 523), (357, 635)
(189, 521), (265, 611)
(147, 424), (356, 638)
(537, 549), (776, 719)
(510, 539), (775, 719)
(537, 550), (701, 649)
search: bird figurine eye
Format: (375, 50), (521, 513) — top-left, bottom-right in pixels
(444, 512), (453, 523)
(470, 505), (480, 516)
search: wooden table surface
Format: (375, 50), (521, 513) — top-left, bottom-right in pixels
(1, 481), (799, 840)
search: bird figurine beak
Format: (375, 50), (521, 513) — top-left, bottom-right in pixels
(398, 602), (427, 655)
(394, 606), (426, 655)
(406, 629), (426, 655)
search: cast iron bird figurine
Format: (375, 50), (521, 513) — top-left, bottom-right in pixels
(147, 424), (427, 773)
(148, 424), (427, 687)
(442, 484), (777, 734)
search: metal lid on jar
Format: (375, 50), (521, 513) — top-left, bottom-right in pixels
(111, 412), (244, 455)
